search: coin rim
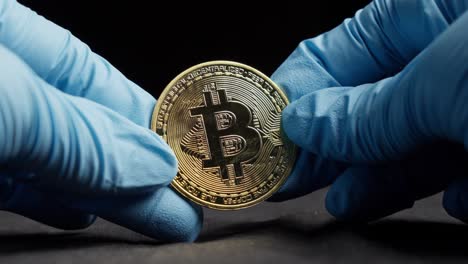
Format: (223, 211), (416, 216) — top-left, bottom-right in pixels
(151, 60), (296, 210)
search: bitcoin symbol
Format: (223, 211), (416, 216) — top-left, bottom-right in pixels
(152, 61), (297, 210)
(189, 82), (262, 184)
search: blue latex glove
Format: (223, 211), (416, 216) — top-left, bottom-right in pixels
(271, 0), (468, 222)
(0, 0), (202, 242)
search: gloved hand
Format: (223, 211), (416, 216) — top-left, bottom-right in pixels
(271, 0), (468, 222)
(0, 0), (202, 242)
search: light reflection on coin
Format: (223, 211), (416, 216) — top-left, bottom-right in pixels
(151, 61), (296, 210)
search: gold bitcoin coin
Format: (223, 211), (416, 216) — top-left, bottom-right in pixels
(151, 61), (296, 210)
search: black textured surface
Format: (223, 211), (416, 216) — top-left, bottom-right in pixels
(1, 189), (468, 263)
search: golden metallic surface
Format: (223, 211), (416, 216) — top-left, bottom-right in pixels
(151, 61), (296, 210)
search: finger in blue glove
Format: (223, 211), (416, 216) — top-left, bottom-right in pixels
(0, 0), (202, 242)
(273, 0), (468, 222)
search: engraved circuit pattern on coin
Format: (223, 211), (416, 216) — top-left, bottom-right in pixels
(151, 61), (296, 210)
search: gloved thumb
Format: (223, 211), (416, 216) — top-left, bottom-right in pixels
(0, 44), (177, 195)
(444, 177), (468, 222)
(282, 11), (468, 163)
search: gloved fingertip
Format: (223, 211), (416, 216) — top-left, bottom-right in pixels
(104, 119), (179, 193)
(148, 188), (203, 242)
(72, 186), (203, 242)
(325, 166), (415, 222)
(267, 189), (297, 203)
(58, 214), (97, 230)
(281, 87), (357, 160)
(443, 178), (468, 222)
(281, 100), (304, 147)
(268, 152), (346, 203)
(267, 154), (306, 203)
(325, 181), (355, 221)
(148, 133), (179, 184)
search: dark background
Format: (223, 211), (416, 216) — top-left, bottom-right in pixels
(3, 1), (468, 263)
(19, 0), (370, 95)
